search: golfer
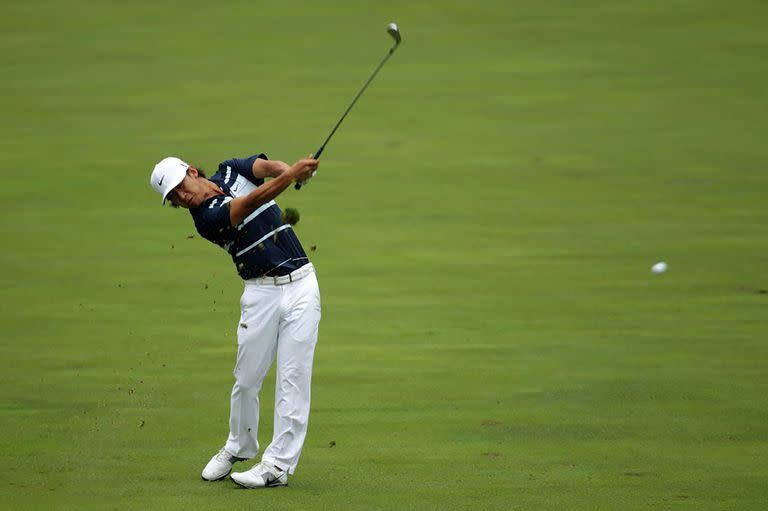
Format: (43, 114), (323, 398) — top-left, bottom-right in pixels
(150, 153), (321, 488)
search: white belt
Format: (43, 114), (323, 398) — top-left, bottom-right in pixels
(244, 263), (314, 286)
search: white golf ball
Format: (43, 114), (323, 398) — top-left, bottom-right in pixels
(651, 261), (668, 274)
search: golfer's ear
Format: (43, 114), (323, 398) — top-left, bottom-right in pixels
(188, 167), (199, 178)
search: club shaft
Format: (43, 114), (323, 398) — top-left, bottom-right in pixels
(315, 46), (397, 159)
(295, 42), (399, 190)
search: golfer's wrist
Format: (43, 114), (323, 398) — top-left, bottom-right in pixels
(286, 170), (301, 183)
(270, 161), (290, 177)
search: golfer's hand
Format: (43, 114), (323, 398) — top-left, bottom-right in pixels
(289, 155), (319, 183)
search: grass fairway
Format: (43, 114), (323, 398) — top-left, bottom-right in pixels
(2, 0), (767, 509)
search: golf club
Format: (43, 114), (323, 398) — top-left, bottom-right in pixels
(295, 22), (402, 190)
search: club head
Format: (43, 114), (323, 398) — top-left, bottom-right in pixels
(387, 22), (401, 45)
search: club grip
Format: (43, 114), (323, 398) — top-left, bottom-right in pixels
(294, 146), (324, 190)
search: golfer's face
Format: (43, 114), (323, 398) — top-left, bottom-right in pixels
(168, 176), (201, 209)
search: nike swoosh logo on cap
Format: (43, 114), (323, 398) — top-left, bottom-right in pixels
(158, 176), (165, 186)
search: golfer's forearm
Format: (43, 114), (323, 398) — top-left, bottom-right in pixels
(252, 159), (290, 179)
(229, 173), (295, 225)
(267, 161), (290, 177)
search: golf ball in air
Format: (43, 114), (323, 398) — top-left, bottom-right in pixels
(651, 261), (668, 274)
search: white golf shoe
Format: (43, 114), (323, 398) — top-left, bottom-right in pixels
(201, 448), (245, 481)
(231, 460), (288, 488)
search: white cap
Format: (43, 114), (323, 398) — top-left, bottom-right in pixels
(150, 157), (189, 204)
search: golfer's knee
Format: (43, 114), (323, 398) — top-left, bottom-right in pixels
(232, 375), (264, 393)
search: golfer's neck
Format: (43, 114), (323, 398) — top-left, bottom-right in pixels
(201, 179), (225, 201)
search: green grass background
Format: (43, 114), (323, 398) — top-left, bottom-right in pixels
(1, 1), (767, 509)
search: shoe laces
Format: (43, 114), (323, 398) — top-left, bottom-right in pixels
(249, 462), (267, 474)
(214, 448), (234, 463)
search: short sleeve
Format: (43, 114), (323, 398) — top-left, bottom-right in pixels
(218, 153), (268, 186)
(193, 197), (233, 242)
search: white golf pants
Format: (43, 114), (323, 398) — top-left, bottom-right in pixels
(224, 265), (321, 474)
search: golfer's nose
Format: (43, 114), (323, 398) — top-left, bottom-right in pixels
(178, 190), (192, 203)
